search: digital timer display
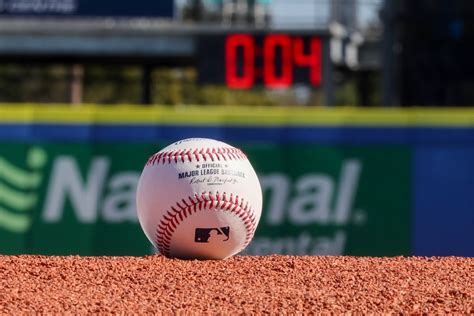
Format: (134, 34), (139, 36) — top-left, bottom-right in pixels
(197, 34), (323, 89)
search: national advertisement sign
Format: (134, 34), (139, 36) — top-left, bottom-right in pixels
(0, 142), (411, 256)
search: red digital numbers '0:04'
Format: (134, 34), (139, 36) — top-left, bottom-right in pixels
(225, 34), (322, 89)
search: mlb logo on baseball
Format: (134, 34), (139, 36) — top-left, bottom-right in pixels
(136, 138), (263, 260)
(194, 227), (230, 243)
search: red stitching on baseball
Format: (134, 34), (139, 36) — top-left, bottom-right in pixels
(146, 147), (247, 166)
(154, 192), (257, 257)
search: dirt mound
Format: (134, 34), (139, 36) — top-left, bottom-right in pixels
(0, 255), (472, 313)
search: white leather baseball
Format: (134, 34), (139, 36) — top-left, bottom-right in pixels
(136, 138), (262, 260)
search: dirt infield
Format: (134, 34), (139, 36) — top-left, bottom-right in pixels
(0, 255), (472, 313)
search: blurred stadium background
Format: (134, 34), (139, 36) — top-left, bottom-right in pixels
(0, 0), (472, 257)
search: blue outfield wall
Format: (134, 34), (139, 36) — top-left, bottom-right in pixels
(0, 124), (474, 144)
(0, 106), (473, 256)
(414, 147), (474, 256)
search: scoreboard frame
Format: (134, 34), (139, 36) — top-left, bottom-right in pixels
(197, 32), (332, 95)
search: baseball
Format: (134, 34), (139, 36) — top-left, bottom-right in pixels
(136, 138), (263, 260)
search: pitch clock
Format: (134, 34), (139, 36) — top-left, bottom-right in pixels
(197, 33), (323, 89)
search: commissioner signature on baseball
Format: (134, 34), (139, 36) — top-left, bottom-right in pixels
(190, 176), (239, 185)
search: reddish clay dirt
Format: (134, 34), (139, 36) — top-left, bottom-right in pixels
(0, 255), (472, 313)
